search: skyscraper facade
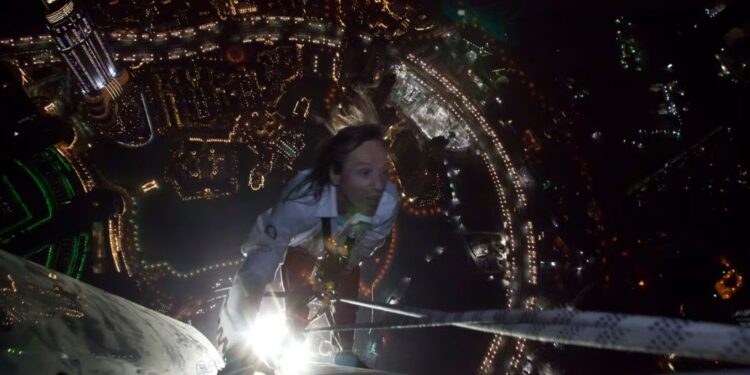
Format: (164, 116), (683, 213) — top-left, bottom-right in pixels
(43, 0), (122, 97)
(41, 0), (151, 146)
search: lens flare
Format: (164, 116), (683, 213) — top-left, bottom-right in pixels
(247, 311), (312, 374)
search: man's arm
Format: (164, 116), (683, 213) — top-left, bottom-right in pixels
(218, 173), (314, 362)
(239, 174), (315, 284)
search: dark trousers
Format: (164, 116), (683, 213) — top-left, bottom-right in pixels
(281, 248), (359, 351)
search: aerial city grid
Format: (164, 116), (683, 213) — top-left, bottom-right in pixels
(0, 0), (748, 374)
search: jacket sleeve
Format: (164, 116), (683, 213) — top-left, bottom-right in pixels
(239, 175), (314, 283)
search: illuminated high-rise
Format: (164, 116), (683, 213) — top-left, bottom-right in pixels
(42, 0), (121, 96)
(41, 0), (151, 146)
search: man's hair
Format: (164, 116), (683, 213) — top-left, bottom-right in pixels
(327, 87), (380, 134)
(284, 124), (385, 202)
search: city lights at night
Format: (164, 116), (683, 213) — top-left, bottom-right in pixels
(0, 0), (749, 374)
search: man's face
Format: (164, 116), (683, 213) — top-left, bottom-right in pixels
(330, 139), (389, 216)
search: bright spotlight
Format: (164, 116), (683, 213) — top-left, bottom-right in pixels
(247, 311), (313, 374)
(279, 339), (312, 374)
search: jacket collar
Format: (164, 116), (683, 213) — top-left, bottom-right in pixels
(315, 183), (338, 218)
(314, 180), (397, 223)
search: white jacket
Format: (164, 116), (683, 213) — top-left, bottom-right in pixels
(240, 169), (399, 283)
